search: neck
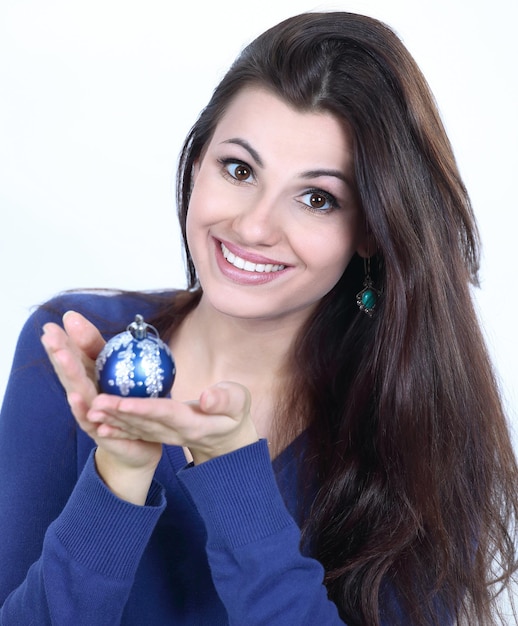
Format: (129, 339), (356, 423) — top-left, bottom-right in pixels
(169, 294), (307, 439)
(174, 295), (305, 378)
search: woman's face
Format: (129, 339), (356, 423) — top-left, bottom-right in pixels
(186, 86), (366, 325)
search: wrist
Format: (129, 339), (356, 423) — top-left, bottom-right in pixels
(190, 429), (260, 465)
(94, 448), (157, 505)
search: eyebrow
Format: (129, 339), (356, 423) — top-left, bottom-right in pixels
(220, 138), (353, 187)
(221, 138), (264, 167)
(300, 169), (350, 185)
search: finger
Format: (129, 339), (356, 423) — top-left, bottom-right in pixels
(91, 386), (250, 433)
(63, 311), (105, 360)
(199, 382), (251, 421)
(88, 406), (142, 436)
(88, 395), (175, 436)
(96, 423), (140, 440)
(68, 391), (92, 425)
(41, 323), (98, 404)
(41, 323), (82, 382)
(88, 395), (196, 446)
(90, 394), (188, 421)
(90, 394), (150, 416)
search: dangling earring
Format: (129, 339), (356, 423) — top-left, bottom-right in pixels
(356, 256), (379, 317)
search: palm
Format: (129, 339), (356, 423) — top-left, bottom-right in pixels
(42, 312), (163, 470)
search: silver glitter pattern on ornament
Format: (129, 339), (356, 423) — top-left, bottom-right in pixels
(95, 314), (176, 398)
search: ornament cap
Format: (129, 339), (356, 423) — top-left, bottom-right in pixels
(128, 314), (148, 340)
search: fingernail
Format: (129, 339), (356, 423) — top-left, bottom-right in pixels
(203, 389), (217, 411)
(87, 410), (103, 423)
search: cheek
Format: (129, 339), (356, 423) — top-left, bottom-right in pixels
(186, 168), (225, 229)
(185, 188), (206, 257)
(185, 207), (194, 248)
(305, 220), (359, 271)
(305, 226), (360, 296)
(185, 180), (209, 239)
(185, 173), (225, 261)
(324, 249), (355, 284)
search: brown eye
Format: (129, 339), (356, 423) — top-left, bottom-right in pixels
(309, 193), (327, 209)
(299, 190), (337, 213)
(233, 164), (251, 181)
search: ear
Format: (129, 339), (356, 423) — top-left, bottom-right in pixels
(356, 229), (376, 259)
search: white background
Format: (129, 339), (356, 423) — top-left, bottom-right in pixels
(5, 0), (515, 430)
(0, 0), (517, 613)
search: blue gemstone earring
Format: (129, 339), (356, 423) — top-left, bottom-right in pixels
(356, 256), (380, 317)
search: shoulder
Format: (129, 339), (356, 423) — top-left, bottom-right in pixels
(11, 290), (178, 362)
(28, 289), (177, 338)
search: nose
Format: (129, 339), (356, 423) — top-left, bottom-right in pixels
(231, 191), (282, 247)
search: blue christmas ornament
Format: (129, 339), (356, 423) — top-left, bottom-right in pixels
(95, 314), (176, 398)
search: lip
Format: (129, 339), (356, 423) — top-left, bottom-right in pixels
(218, 238), (287, 266)
(213, 237), (290, 285)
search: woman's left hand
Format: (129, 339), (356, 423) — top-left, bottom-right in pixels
(87, 382), (260, 465)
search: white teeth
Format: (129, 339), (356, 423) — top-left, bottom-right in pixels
(221, 243), (285, 273)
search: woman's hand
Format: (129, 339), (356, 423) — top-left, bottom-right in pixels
(41, 312), (163, 504)
(41, 311), (103, 437)
(41, 311), (259, 500)
(86, 382), (259, 465)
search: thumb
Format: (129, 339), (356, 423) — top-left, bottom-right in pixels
(63, 311), (105, 360)
(199, 382), (251, 421)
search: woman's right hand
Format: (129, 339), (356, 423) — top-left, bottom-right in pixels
(41, 311), (163, 504)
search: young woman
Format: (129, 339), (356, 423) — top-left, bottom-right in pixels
(1, 11), (516, 626)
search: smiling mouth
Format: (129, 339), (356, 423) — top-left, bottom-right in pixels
(220, 243), (286, 273)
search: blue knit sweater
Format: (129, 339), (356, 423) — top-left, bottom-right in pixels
(0, 292), (397, 625)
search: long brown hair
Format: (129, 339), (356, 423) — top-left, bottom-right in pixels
(156, 12), (518, 625)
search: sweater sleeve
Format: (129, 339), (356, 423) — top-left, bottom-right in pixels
(177, 439), (346, 626)
(0, 297), (166, 625)
(2, 452), (166, 626)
